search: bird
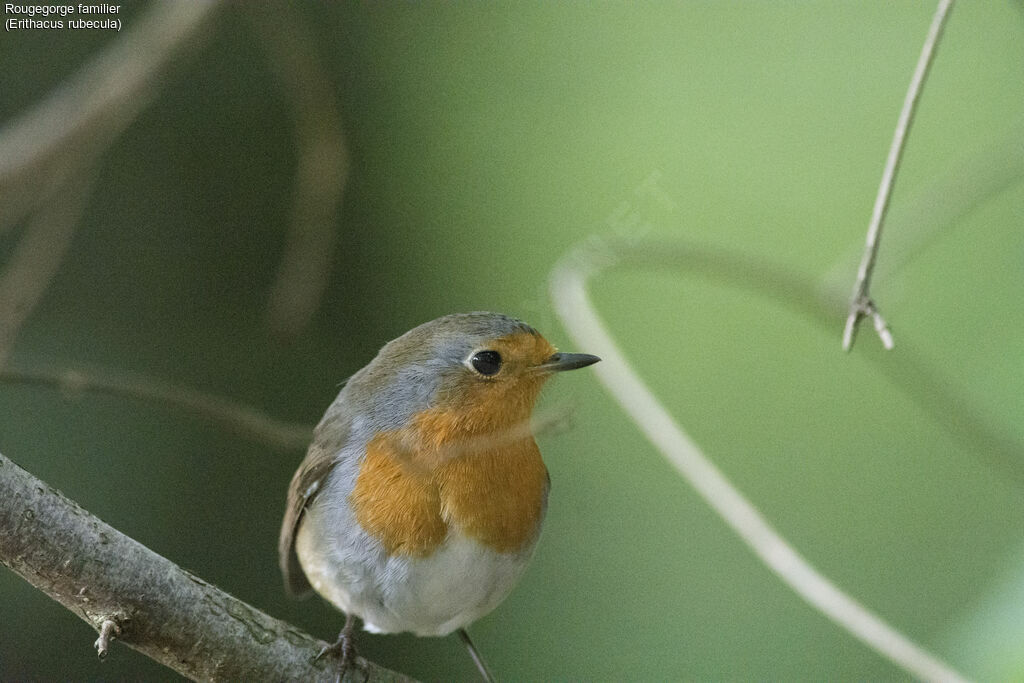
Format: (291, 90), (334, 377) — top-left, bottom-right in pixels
(278, 312), (599, 680)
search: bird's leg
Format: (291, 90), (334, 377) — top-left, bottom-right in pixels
(457, 628), (496, 683)
(315, 613), (363, 679)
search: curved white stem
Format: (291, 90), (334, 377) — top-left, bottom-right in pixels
(550, 249), (969, 683)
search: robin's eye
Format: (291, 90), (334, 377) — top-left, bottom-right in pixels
(469, 350), (502, 376)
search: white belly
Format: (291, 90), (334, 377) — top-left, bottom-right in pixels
(294, 469), (540, 636)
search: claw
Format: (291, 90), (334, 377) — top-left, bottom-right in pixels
(315, 613), (366, 681)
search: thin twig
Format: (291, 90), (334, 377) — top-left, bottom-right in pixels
(824, 128), (1024, 305)
(457, 628), (496, 683)
(0, 361), (574, 454)
(843, 0), (955, 351)
(551, 239), (971, 683)
(1, 363), (313, 450)
(0, 451), (415, 682)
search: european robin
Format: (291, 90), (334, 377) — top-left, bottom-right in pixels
(279, 312), (599, 680)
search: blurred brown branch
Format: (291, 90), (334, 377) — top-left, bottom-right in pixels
(245, 4), (350, 341)
(0, 1), (221, 372)
(1, 360), (582, 454)
(0, 2), (219, 230)
(0, 450), (414, 683)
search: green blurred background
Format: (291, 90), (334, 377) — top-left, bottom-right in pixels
(2, 2), (1023, 680)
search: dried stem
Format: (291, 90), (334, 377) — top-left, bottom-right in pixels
(825, 128), (1024, 303)
(551, 238), (971, 682)
(0, 451), (414, 682)
(843, 0), (955, 351)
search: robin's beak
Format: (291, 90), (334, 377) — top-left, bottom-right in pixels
(537, 352), (601, 373)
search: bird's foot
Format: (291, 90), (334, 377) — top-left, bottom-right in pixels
(313, 633), (356, 667)
(315, 614), (366, 682)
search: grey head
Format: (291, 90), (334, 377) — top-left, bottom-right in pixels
(339, 312), (545, 434)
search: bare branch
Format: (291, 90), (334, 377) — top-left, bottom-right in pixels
(843, 0), (955, 351)
(0, 451), (414, 682)
(551, 238), (971, 682)
(824, 128), (1024, 304)
(0, 359), (576, 456)
(1, 362), (313, 450)
(0, 1), (221, 372)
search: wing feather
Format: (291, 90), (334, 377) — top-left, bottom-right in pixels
(278, 404), (352, 597)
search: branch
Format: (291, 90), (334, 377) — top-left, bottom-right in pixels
(0, 360), (581, 453)
(1, 362), (312, 450)
(824, 127), (1024, 302)
(843, 0), (954, 351)
(0, 451), (415, 682)
(0, 1), (220, 369)
(551, 238), (973, 682)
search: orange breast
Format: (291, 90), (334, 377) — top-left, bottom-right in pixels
(437, 439), (548, 554)
(349, 433), (448, 557)
(349, 411), (549, 557)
